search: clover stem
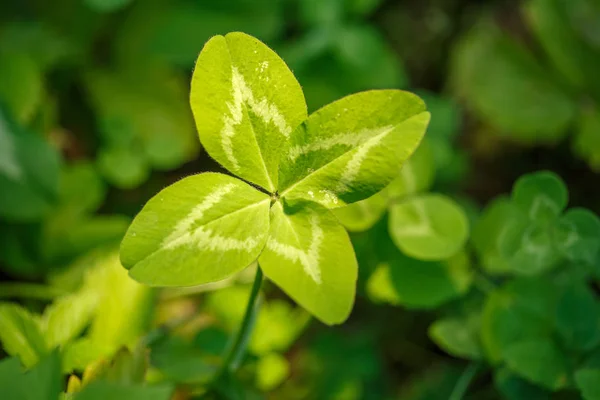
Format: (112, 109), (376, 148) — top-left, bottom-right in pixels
(220, 266), (264, 374)
(449, 362), (479, 400)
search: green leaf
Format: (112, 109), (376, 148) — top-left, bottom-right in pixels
(41, 289), (98, 348)
(121, 173), (270, 286)
(97, 147), (150, 189)
(558, 208), (600, 265)
(279, 90), (429, 208)
(526, 0), (600, 95)
(511, 171), (568, 222)
(503, 339), (569, 391)
(480, 278), (556, 363)
(190, 32), (307, 192)
(429, 317), (482, 360)
(256, 352), (290, 391)
(0, 51), (43, 124)
(389, 194), (469, 261)
(74, 381), (173, 400)
(333, 191), (388, 232)
(258, 202), (357, 325)
(55, 162), (106, 218)
(0, 109), (61, 221)
(574, 106), (600, 171)
(367, 251), (472, 309)
(555, 282), (600, 351)
(495, 367), (551, 400)
(0, 351), (61, 400)
(451, 21), (575, 142)
(576, 369), (600, 400)
(0, 303), (47, 368)
(472, 196), (517, 275)
(386, 139), (435, 199)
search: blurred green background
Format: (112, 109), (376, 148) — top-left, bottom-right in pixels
(1, 0), (600, 399)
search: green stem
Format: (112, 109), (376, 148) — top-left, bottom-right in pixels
(220, 267), (263, 374)
(449, 362), (479, 400)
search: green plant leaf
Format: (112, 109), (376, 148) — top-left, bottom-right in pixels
(256, 352), (290, 391)
(495, 367), (551, 400)
(121, 173), (270, 286)
(472, 196), (518, 275)
(389, 194), (469, 261)
(503, 339), (569, 391)
(576, 369), (600, 400)
(333, 191), (388, 232)
(451, 21), (575, 142)
(526, 0), (600, 95)
(574, 106), (600, 171)
(429, 317), (482, 360)
(74, 381), (173, 400)
(511, 171), (568, 223)
(190, 32), (307, 192)
(0, 51), (43, 124)
(97, 147), (150, 189)
(555, 282), (600, 351)
(480, 278), (556, 363)
(279, 90), (429, 208)
(41, 288), (98, 349)
(258, 202), (357, 325)
(0, 303), (47, 368)
(558, 208), (600, 265)
(0, 109), (61, 221)
(0, 351), (61, 400)
(385, 139), (435, 199)
(367, 251), (472, 309)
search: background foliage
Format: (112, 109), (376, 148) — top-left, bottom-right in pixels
(1, 0), (600, 399)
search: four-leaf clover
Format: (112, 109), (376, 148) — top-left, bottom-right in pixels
(120, 32), (430, 325)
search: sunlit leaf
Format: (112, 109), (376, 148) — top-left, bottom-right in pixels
(191, 32), (307, 192)
(0, 303), (47, 368)
(121, 173), (270, 286)
(259, 202), (357, 324)
(256, 352), (290, 391)
(280, 90), (429, 208)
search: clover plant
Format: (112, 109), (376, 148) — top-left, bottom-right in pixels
(120, 32), (429, 336)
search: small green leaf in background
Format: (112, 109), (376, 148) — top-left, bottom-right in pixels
(451, 21), (575, 142)
(503, 339), (569, 391)
(555, 282), (600, 351)
(367, 251), (472, 309)
(574, 106), (600, 171)
(279, 90), (429, 208)
(256, 352), (290, 391)
(429, 317), (482, 360)
(0, 109), (61, 221)
(96, 147), (149, 190)
(0, 351), (61, 400)
(0, 52), (43, 124)
(74, 381), (173, 400)
(385, 139), (435, 199)
(121, 173), (270, 287)
(259, 202), (357, 325)
(480, 278), (556, 364)
(333, 191), (388, 232)
(511, 171), (568, 223)
(576, 369), (600, 400)
(0, 303), (48, 368)
(389, 194), (469, 261)
(495, 367), (551, 400)
(558, 208), (600, 265)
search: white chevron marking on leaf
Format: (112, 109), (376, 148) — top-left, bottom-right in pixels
(287, 126), (393, 162)
(221, 66), (292, 170)
(336, 126), (395, 193)
(162, 183), (236, 247)
(267, 212), (323, 284)
(163, 226), (260, 252)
